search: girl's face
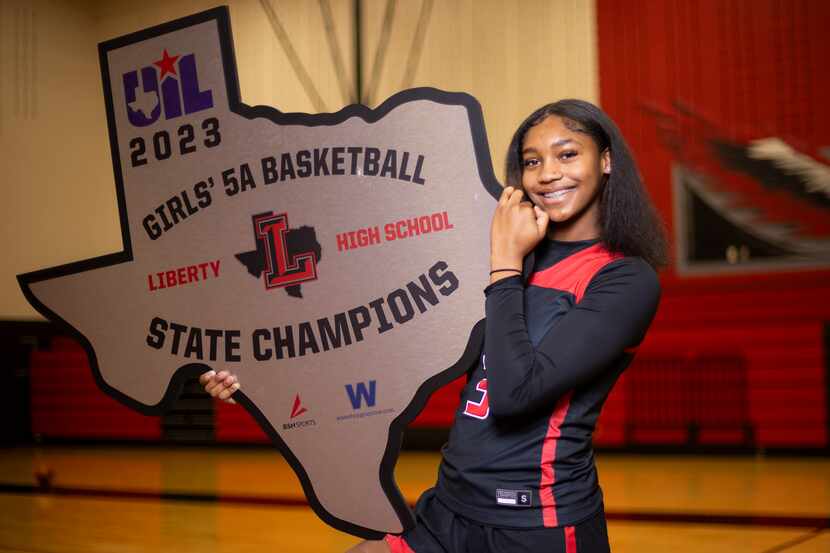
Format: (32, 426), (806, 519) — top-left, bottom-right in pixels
(520, 115), (610, 241)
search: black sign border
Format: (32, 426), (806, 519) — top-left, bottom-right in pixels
(17, 5), (502, 540)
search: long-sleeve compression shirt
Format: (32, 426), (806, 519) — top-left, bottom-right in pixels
(435, 238), (660, 528)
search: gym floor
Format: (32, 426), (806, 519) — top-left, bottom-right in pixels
(0, 445), (828, 552)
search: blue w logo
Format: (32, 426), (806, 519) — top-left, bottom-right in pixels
(345, 380), (376, 409)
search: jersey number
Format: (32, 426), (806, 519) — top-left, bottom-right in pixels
(463, 378), (490, 420)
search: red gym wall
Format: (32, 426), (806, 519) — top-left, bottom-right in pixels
(591, 0), (830, 447)
(25, 0), (829, 450)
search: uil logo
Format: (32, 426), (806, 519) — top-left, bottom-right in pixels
(122, 49), (214, 127)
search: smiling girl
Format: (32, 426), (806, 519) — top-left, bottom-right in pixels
(204, 99), (668, 553)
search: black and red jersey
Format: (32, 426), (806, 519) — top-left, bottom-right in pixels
(435, 238), (660, 528)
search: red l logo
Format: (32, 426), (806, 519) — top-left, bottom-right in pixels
(255, 212), (317, 289)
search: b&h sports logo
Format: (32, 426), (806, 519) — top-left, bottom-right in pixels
(123, 49), (213, 127)
(283, 394), (316, 430)
(236, 211), (322, 298)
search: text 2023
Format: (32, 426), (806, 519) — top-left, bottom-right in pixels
(129, 117), (221, 168)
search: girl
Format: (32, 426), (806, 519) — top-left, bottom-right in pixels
(203, 99), (667, 553)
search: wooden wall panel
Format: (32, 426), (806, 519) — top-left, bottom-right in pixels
(360, 0), (598, 178)
(1, 0), (119, 319)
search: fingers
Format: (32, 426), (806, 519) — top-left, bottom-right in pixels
(534, 205), (550, 237)
(506, 187), (524, 206)
(499, 186), (526, 207)
(201, 370), (239, 403)
(498, 186), (514, 206)
(204, 370), (228, 395)
(218, 382), (240, 401)
(492, 186), (545, 262)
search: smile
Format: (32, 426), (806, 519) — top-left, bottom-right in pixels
(541, 187), (576, 201)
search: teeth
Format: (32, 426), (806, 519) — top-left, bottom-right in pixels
(544, 188), (572, 199)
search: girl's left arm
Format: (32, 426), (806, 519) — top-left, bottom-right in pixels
(483, 258), (660, 418)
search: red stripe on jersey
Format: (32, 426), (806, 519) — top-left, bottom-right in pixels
(565, 525), (577, 552)
(528, 243), (622, 303)
(384, 534), (416, 553)
(539, 390), (574, 527)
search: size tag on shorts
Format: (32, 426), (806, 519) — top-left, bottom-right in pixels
(496, 488), (532, 507)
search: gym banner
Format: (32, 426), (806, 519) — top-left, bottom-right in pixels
(17, 7), (500, 538)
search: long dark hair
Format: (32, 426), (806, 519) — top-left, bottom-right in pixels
(505, 99), (668, 269)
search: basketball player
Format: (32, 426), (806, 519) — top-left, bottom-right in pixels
(203, 99), (667, 553)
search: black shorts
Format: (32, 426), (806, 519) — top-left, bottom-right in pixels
(385, 489), (610, 553)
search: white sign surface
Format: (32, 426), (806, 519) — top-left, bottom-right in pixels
(18, 7), (500, 538)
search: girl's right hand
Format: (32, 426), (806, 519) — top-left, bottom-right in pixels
(490, 186), (549, 281)
(199, 370), (239, 403)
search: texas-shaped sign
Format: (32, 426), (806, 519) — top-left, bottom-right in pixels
(18, 6), (500, 538)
